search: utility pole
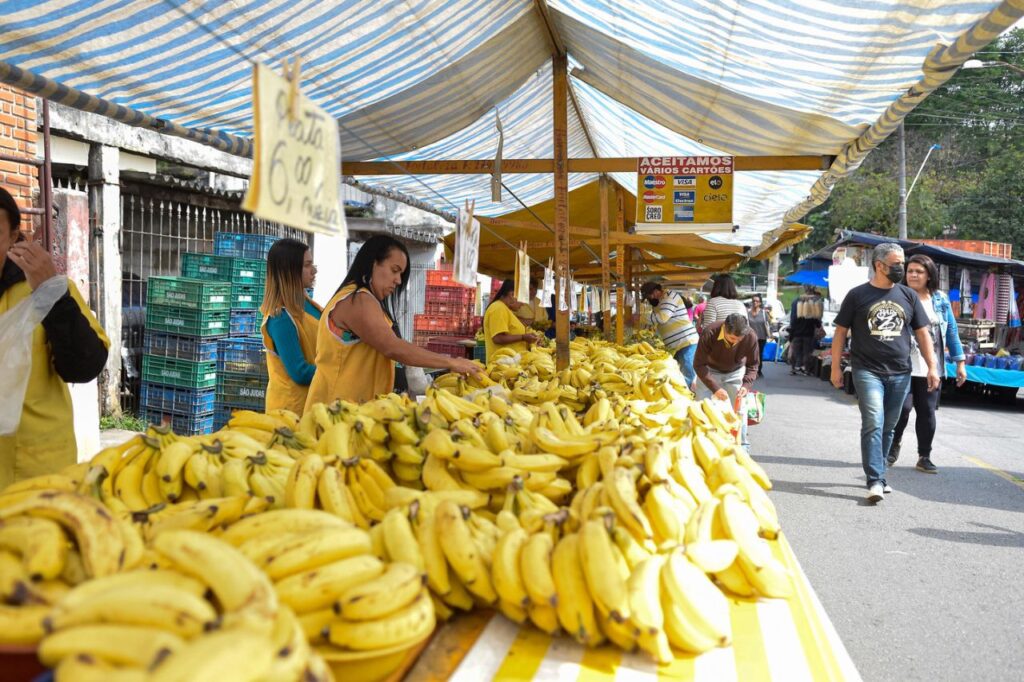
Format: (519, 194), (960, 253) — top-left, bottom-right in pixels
(897, 122), (907, 240)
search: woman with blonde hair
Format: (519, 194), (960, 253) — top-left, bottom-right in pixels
(260, 238), (322, 414)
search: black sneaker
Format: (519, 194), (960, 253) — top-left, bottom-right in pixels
(916, 457), (938, 474)
(886, 442), (901, 466)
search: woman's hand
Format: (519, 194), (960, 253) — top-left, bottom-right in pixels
(7, 241), (57, 290)
(955, 361), (967, 387)
(522, 332), (539, 344)
(448, 357), (483, 376)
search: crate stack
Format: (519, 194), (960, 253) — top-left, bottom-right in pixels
(413, 263), (480, 359)
(141, 277), (230, 435)
(215, 337), (268, 429)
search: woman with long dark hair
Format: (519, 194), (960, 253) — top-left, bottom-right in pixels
(305, 236), (480, 406)
(483, 279), (539, 360)
(701, 274), (747, 325)
(260, 238), (322, 414)
(887, 254), (967, 473)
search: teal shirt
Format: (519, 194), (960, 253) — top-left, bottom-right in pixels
(265, 298), (321, 385)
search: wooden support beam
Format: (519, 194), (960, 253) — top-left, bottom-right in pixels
(599, 175), (611, 340)
(482, 216), (745, 251)
(615, 185), (625, 345)
(553, 52), (570, 370)
(342, 155), (833, 175)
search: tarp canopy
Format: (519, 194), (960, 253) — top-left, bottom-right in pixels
(785, 268), (830, 288)
(2, 0), (1021, 259)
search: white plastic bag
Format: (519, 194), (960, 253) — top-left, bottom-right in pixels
(0, 275), (68, 435)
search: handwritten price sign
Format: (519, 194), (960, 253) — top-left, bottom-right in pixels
(242, 62), (344, 236)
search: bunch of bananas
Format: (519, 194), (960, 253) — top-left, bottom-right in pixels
(37, 528), (331, 681)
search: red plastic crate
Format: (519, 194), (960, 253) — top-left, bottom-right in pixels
(427, 336), (474, 359)
(413, 331), (434, 348)
(426, 286), (475, 306)
(414, 314), (463, 333)
(424, 301), (472, 318)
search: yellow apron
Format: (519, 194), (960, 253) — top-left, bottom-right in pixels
(483, 300), (528, 361)
(304, 285), (395, 408)
(261, 296), (322, 415)
(0, 279), (109, 488)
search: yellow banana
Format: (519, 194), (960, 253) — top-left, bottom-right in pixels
(0, 515), (68, 580)
(274, 554), (385, 613)
(284, 453), (326, 509)
(382, 507), (425, 571)
(551, 532), (603, 646)
(38, 624), (186, 669)
(660, 549), (731, 650)
(327, 589), (435, 650)
(337, 561), (425, 621)
(492, 527), (530, 610)
(579, 518), (631, 623)
(520, 531), (557, 608)
(0, 603), (48, 645)
(435, 499), (496, 603)
(147, 624), (274, 682)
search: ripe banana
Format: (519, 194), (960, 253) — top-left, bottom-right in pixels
(382, 506), (425, 571)
(337, 561), (425, 621)
(520, 531), (557, 608)
(661, 549), (731, 651)
(316, 466), (366, 527)
(551, 532), (602, 646)
(0, 515), (68, 580)
(285, 453), (326, 509)
(606, 467), (654, 542)
(413, 502), (450, 596)
(436, 500), (496, 603)
(274, 554), (385, 613)
(579, 519), (631, 623)
(220, 507), (350, 546)
(38, 624), (186, 668)
(492, 527), (530, 610)
(147, 624), (274, 682)
(327, 589), (435, 650)
(248, 526), (373, 581)
(0, 603), (48, 645)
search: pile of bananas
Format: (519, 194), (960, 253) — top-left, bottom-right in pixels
(38, 527), (332, 681)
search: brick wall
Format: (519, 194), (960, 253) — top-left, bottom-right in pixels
(0, 84), (39, 230)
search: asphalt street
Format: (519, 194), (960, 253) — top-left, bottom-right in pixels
(748, 360), (1024, 682)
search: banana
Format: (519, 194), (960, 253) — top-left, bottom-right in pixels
(0, 515), (68, 580)
(579, 518), (631, 623)
(673, 453), (713, 503)
(53, 654), (148, 682)
(661, 549), (731, 651)
(38, 624), (186, 669)
(605, 467), (654, 542)
(413, 501), (451, 596)
(527, 602), (561, 636)
(714, 559), (757, 598)
(733, 446), (773, 490)
(264, 604), (312, 682)
(551, 532), (603, 646)
(459, 467), (528, 491)
(248, 526), (373, 581)
(141, 496), (251, 539)
(692, 431), (722, 473)
(368, 523), (390, 562)
(393, 443), (425, 466)
(59, 549), (88, 585)
(435, 500), (496, 603)
(531, 426), (607, 458)
(337, 561), (425, 621)
(221, 457), (253, 497)
(382, 507), (425, 571)
(439, 568), (475, 611)
(344, 465), (386, 522)
(686, 540), (739, 574)
(0, 490), (124, 578)
(684, 497), (721, 546)
(316, 466), (365, 527)
(388, 419), (421, 446)
(716, 456), (781, 538)
(492, 527), (530, 610)
(718, 494), (773, 568)
(501, 451), (569, 474)
(113, 446), (152, 510)
(284, 453), (326, 509)
(1, 473), (79, 495)
(147, 624), (275, 682)
(327, 589), (435, 650)
(298, 607), (335, 642)
(44, 582), (218, 638)
(598, 610), (638, 651)
(221, 508), (350, 546)
(53, 569), (206, 614)
(274, 554), (385, 613)
(628, 553), (667, 637)
(152, 530), (277, 620)
(155, 440), (200, 502)
(738, 554), (794, 599)
(643, 481), (687, 545)
(443, 443), (504, 473)
(356, 458), (397, 503)
(520, 531), (557, 608)
(0, 603), (48, 645)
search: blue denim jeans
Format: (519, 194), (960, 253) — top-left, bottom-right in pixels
(674, 344), (697, 389)
(694, 366), (749, 449)
(852, 369), (911, 486)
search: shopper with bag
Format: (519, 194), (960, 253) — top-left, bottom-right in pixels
(887, 255), (968, 473)
(692, 313), (759, 450)
(0, 187), (109, 487)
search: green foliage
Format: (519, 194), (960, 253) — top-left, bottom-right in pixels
(100, 413), (147, 432)
(797, 28), (1024, 263)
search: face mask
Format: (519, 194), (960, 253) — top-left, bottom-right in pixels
(885, 263), (905, 283)
(646, 297), (659, 307)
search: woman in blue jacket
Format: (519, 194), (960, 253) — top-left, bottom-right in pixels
(887, 255), (967, 473)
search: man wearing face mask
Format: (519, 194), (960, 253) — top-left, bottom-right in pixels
(830, 243), (938, 504)
(640, 281), (699, 387)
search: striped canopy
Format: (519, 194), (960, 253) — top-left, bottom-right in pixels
(2, 0), (1021, 260)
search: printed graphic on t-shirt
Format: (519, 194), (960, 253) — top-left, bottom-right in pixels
(867, 300), (906, 340)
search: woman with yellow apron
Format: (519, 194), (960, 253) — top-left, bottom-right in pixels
(305, 236), (481, 407)
(0, 187), (109, 488)
(260, 238), (322, 415)
(514, 279), (548, 329)
(484, 279), (540, 361)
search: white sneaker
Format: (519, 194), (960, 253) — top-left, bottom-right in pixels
(883, 483), (893, 494)
(867, 482), (884, 503)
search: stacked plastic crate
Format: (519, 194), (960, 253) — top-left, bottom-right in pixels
(215, 337), (268, 429)
(413, 263), (480, 359)
(141, 277), (230, 435)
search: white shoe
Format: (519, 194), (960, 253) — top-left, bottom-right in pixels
(867, 482), (884, 503)
(883, 483), (893, 494)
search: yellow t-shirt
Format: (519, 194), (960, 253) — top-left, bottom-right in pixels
(516, 300), (548, 326)
(483, 300), (528, 360)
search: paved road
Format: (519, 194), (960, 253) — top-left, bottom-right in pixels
(748, 361), (1024, 682)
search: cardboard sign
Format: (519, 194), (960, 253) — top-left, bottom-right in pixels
(635, 156), (733, 230)
(242, 62), (344, 236)
(454, 201), (479, 287)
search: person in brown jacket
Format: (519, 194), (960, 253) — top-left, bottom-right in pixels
(693, 313), (759, 450)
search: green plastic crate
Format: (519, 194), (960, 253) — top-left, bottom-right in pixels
(147, 276), (231, 311)
(145, 304), (230, 337)
(181, 253), (266, 286)
(142, 354), (218, 389)
(216, 371), (267, 408)
(231, 283), (264, 310)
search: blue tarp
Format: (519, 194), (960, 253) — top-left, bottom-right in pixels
(948, 362), (1024, 389)
(785, 269), (829, 287)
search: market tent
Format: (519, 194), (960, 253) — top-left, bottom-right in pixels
(2, 1), (1021, 258)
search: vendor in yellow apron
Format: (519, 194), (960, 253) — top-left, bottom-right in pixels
(484, 279), (537, 361)
(0, 187), (109, 487)
(260, 238), (322, 415)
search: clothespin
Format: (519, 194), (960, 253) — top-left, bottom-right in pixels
(282, 56), (302, 121)
(491, 112), (504, 202)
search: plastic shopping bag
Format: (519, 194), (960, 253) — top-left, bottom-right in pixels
(744, 391), (767, 426)
(0, 275), (68, 435)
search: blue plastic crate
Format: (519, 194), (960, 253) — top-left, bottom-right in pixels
(242, 234), (279, 260)
(213, 232), (247, 258)
(144, 331), (218, 363)
(229, 309), (262, 337)
(144, 408), (215, 436)
(217, 338), (268, 375)
(141, 381), (216, 415)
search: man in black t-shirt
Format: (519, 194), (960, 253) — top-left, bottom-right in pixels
(830, 243), (939, 504)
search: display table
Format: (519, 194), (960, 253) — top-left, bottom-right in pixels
(948, 362), (1024, 389)
(408, 534), (861, 682)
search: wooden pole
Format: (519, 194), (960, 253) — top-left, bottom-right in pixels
(615, 185), (625, 345)
(553, 52), (570, 370)
(599, 175), (611, 340)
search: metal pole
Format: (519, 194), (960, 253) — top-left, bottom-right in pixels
(41, 99), (53, 249)
(907, 145), (940, 200)
(897, 122), (907, 240)
(599, 175), (611, 339)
